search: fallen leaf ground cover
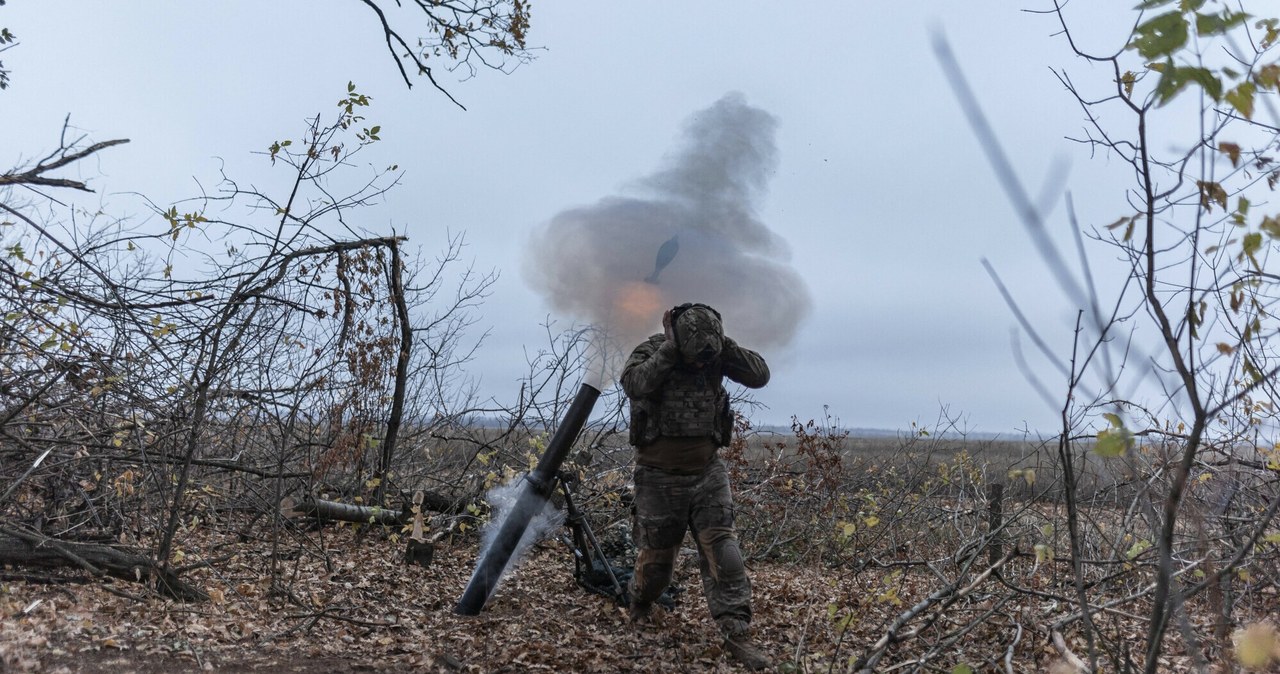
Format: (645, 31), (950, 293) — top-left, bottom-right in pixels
(0, 524), (854, 673)
(5, 426), (1280, 673)
(4, 516), (1275, 673)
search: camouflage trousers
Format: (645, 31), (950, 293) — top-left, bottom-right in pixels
(629, 457), (752, 636)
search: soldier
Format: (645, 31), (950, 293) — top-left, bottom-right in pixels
(620, 302), (771, 671)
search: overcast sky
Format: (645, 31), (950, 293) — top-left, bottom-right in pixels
(2, 1), (1145, 435)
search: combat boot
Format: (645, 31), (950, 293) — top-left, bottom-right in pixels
(628, 600), (652, 625)
(724, 633), (771, 671)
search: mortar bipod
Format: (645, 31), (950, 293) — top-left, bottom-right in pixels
(555, 470), (626, 602)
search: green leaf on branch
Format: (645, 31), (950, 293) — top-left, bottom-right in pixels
(1226, 82), (1256, 119)
(1196, 9), (1249, 37)
(1153, 64), (1185, 103)
(1153, 63), (1222, 104)
(1187, 299), (1207, 338)
(1244, 355), (1263, 382)
(1179, 0), (1206, 11)
(1243, 231), (1263, 269)
(1097, 412), (1133, 457)
(1185, 66), (1222, 100)
(1126, 538), (1152, 559)
(1235, 196), (1251, 225)
(1259, 19), (1280, 50)
(1261, 215), (1280, 239)
(1131, 12), (1189, 60)
(1244, 316), (1262, 343)
(1090, 432), (1131, 457)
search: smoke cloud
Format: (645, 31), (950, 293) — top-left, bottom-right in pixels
(470, 477), (566, 599)
(523, 92), (812, 376)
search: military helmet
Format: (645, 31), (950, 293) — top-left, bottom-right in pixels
(672, 303), (723, 366)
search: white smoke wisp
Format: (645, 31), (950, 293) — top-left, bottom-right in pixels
(582, 327), (610, 392)
(523, 92), (812, 384)
(469, 475), (566, 597)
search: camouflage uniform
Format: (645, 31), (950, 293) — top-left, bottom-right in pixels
(620, 304), (769, 638)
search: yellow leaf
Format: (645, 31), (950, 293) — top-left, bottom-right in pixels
(1034, 543), (1054, 563)
(1121, 70), (1137, 97)
(1234, 622), (1279, 669)
(876, 588), (902, 607)
(1096, 420), (1133, 458)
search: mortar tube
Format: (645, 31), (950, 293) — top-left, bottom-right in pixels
(454, 382), (602, 615)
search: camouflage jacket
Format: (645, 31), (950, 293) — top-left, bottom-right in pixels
(621, 334), (769, 447)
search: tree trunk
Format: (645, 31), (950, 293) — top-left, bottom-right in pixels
(289, 496), (408, 525)
(374, 240), (412, 507)
(0, 527), (207, 602)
